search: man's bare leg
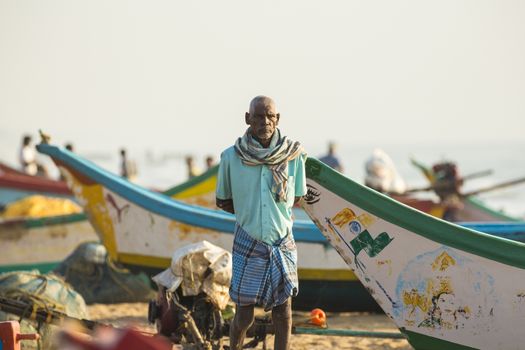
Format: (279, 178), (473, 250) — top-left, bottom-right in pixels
(272, 298), (292, 350)
(229, 304), (255, 350)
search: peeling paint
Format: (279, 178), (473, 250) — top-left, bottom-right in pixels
(394, 247), (497, 334)
(331, 208), (357, 228)
(432, 251), (456, 272)
(377, 259), (392, 276)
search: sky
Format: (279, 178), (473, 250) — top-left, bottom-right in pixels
(1, 0), (524, 166)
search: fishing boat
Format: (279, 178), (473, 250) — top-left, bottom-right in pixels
(0, 162), (219, 275)
(36, 143), (375, 311)
(0, 213), (97, 274)
(0, 162), (71, 206)
(37, 143), (525, 314)
(301, 158), (525, 349)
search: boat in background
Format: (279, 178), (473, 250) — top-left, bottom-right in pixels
(0, 213), (97, 274)
(37, 142), (525, 313)
(391, 193), (518, 222)
(165, 162), (521, 223)
(0, 162), (71, 207)
(0, 161), (220, 275)
(302, 158), (525, 349)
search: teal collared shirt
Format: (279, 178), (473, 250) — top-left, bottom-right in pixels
(216, 146), (307, 245)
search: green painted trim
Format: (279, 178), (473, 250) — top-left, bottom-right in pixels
(0, 261), (58, 274)
(465, 196), (518, 222)
(401, 329), (478, 350)
(305, 158), (525, 270)
(23, 213), (88, 228)
(163, 165), (219, 197)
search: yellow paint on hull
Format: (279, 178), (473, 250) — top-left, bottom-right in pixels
(67, 172), (119, 260)
(173, 176), (217, 200)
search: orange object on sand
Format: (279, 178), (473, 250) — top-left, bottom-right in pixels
(0, 321), (40, 350)
(309, 308), (327, 327)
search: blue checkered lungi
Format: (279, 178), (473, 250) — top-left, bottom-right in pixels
(230, 224), (298, 311)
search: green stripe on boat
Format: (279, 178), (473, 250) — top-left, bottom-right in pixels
(163, 165), (218, 196)
(305, 158), (525, 270)
(0, 262), (58, 274)
(401, 329), (478, 350)
(24, 213), (88, 228)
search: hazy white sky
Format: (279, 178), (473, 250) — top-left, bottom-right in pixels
(1, 0), (524, 163)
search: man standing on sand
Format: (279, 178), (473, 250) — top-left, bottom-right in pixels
(216, 96), (307, 350)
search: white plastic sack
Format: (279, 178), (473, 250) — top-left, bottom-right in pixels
(152, 241), (232, 310)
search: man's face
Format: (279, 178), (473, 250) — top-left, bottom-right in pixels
(245, 100), (280, 144)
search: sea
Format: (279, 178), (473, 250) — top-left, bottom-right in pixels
(2, 140), (525, 219)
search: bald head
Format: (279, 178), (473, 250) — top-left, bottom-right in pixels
(245, 95), (280, 148)
(249, 95), (276, 115)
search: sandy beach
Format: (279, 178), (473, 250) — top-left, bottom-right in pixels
(87, 303), (413, 350)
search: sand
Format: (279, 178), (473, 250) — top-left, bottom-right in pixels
(87, 303), (413, 350)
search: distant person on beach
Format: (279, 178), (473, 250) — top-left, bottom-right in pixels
(319, 141), (343, 172)
(119, 148), (138, 182)
(216, 95), (306, 350)
(19, 135), (47, 177)
(185, 156), (201, 179)
(205, 155), (215, 169)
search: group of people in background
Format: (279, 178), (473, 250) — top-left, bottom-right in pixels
(18, 134), (407, 197)
(17, 134), (351, 186)
(185, 155), (216, 179)
(18, 134), (217, 183)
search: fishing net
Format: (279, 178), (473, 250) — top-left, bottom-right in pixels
(53, 242), (156, 304)
(0, 270), (88, 350)
(1, 195), (81, 219)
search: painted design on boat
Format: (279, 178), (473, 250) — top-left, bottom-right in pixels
(325, 208), (394, 270)
(394, 247), (497, 334)
(304, 184), (321, 205)
(301, 158), (525, 349)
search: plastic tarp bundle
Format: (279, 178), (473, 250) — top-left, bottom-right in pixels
(53, 242), (156, 304)
(153, 241), (232, 310)
(364, 148), (407, 194)
(0, 270), (88, 349)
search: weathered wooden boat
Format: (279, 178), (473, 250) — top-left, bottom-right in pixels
(301, 158), (525, 349)
(37, 143), (525, 314)
(37, 143), (374, 311)
(0, 163), (218, 274)
(0, 162), (71, 206)
(0, 213), (98, 274)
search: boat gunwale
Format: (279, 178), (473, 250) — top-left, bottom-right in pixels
(36, 144), (330, 243)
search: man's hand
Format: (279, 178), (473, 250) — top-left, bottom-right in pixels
(216, 198), (235, 214)
(294, 196), (303, 205)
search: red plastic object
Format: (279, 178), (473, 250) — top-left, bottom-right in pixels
(59, 327), (175, 350)
(0, 321), (39, 350)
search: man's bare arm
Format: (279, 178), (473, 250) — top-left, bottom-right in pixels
(216, 198), (235, 214)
